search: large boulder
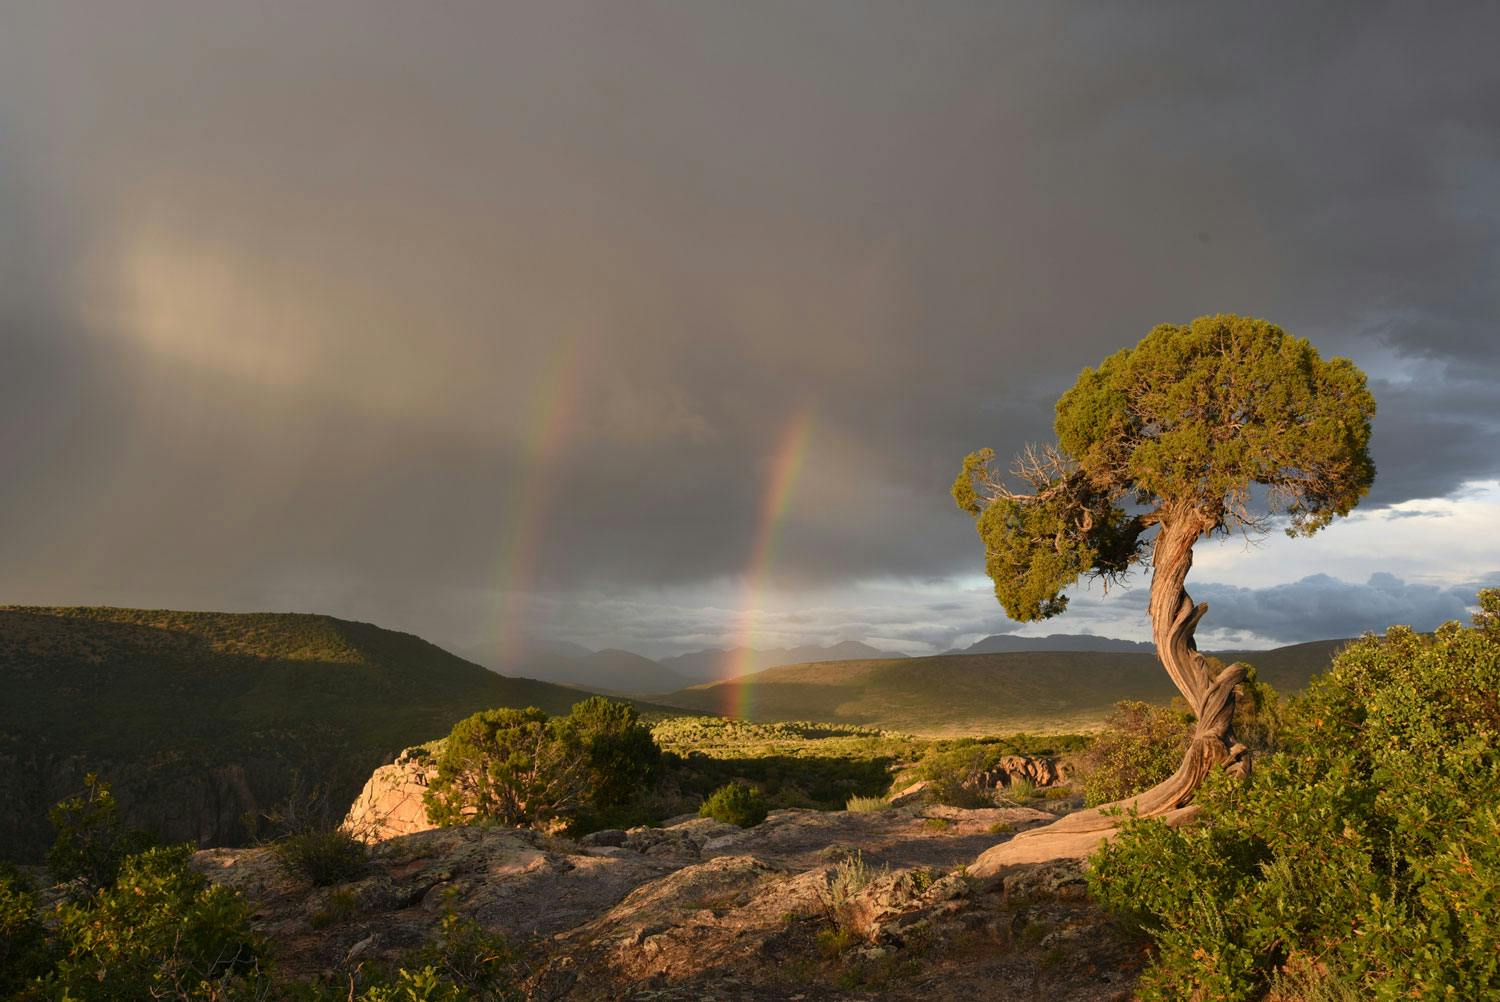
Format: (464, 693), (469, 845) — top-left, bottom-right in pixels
(343, 745), (439, 843)
(976, 754), (1070, 791)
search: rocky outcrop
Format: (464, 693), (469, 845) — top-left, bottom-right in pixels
(195, 801), (1148, 999)
(342, 745), (439, 843)
(977, 754), (1070, 790)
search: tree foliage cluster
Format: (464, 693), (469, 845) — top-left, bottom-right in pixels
(953, 314), (1375, 623)
(45, 773), (158, 892)
(423, 696), (661, 832)
(1089, 593), (1500, 1000)
(697, 782), (769, 827)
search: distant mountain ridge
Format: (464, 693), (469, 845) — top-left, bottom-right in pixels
(948, 633), (1156, 655)
(463, 640), (689, 693)
(465, 638), (909, 692)
(659, 640), (909, 683)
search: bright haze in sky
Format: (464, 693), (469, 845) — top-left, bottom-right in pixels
(2, 2), (1498, 659)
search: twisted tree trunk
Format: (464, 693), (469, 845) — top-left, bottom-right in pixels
(970, 512), (1250, 875)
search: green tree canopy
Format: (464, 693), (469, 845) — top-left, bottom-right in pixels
(424, 699), (659, 832)
(954, 314), (1376, 622)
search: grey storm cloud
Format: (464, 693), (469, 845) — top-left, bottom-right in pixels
(1192, 573), (1484, 645)
(1, 1), (1498, 649)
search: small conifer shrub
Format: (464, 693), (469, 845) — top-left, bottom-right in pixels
(275, 827), (368, 887)
(698, 782), (769, 827)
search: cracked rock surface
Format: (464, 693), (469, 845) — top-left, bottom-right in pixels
(196, 805), (1146, 999)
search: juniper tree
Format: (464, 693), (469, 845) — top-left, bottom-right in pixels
(954, 314), (1374, 818)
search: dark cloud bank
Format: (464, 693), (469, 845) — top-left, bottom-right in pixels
(1197, 573), (1493, 646)
(1, 2), (1497, 649)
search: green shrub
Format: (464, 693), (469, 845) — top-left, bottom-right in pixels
(275, 827), (367, 887)
(1003, 777), (1036, 802)
(0, 865), (52, 996)
(425, 699), (660, 832)
(698, 782), (769, 827)
(353, 967), (467, 1002)
(401, 908), (519, 998)
(911, 743), (996, 807)
(1076, 673), (1285, 809)
(816, 925), (861, 958)
(1075, 699), (1192, 807)
(844, 795), (888, 813)
(49, 844), (265, 1001)
(46, 773), (157, 890)
(248, 906), (517, 1001)
(565, 696), (662, 831)
(1090, 593), (1500, 1000)
(425, 707), (586, 829)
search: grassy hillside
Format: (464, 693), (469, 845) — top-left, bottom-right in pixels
(656, 640), (1347, 735)
(0, 607), (673, 861)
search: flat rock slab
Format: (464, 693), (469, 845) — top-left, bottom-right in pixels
(196, 805), (1139, 998)
(695, 806), (1056, 872)
(196, 825), (675, 978)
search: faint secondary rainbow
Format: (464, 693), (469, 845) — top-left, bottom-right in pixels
(719, 410), (814, 717)
(485, 342), (583, 668)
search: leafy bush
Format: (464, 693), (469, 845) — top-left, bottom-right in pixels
(1090, 593), (1500, 1000)
(425, 700), (660, 833)
(400, 908), (519, 998)
(46, 773), (156, 890)
(1075, 700), (1193, 807)
(258, 769), (369, 887)
(48, 844), (265, 1001)
(0, 865), (52, 996)
(699, 782), (769, 827)
(1076, 672), (1284, 807)
(566, 696), (662, 830)
(910, 743), (998, 807)
(275, 827), (367, 887)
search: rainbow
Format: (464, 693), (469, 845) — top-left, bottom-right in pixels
(719, 410), (814, 717)
(485, 342), (583, 669)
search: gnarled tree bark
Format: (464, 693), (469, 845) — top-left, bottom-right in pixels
(970, 513), (1250, 876)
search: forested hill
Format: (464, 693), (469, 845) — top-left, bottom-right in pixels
(0, 607), (671, 861)
(656, 640), (1348, 735)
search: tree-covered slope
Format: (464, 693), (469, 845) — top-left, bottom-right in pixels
(0, 607), (670, 861)
(656, 641), (1346, 735)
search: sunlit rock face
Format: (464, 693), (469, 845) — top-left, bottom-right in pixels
(343, 745), (440, 843)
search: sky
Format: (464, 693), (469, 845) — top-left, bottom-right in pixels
(2, 2), (1498, 660)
